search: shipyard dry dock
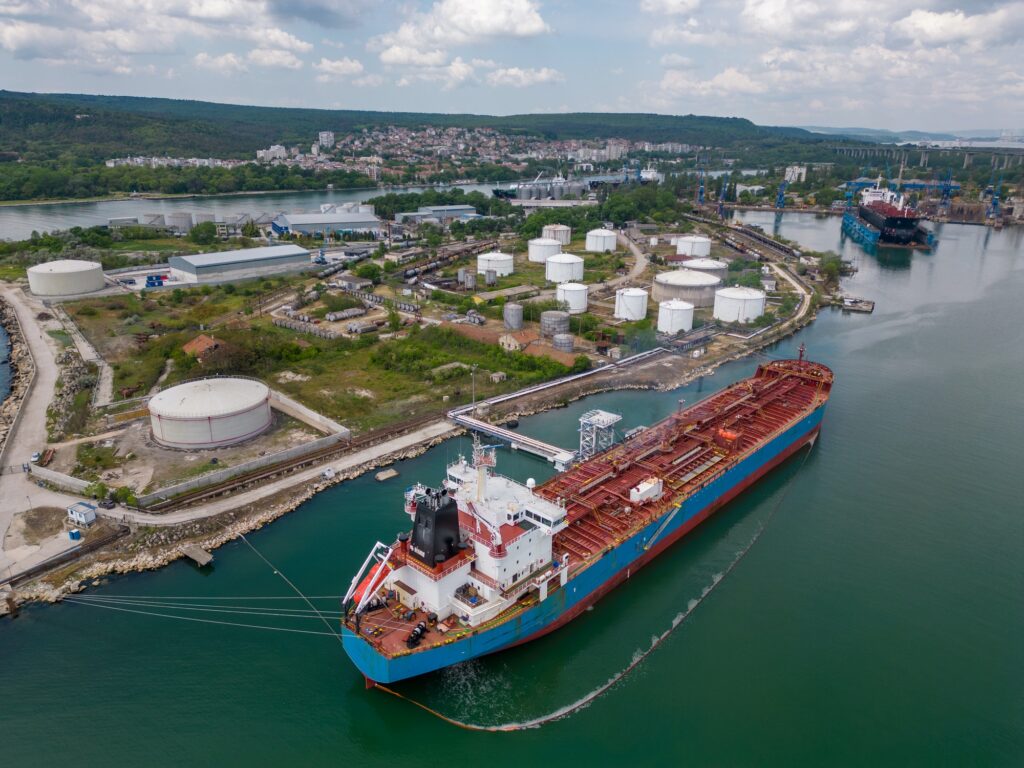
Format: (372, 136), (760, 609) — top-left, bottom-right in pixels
(342, 357), (833, 682)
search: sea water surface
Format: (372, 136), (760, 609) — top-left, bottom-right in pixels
(1, 217), (1022, 766)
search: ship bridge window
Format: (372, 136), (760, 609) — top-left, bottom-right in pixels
(524, 509), (553, 527)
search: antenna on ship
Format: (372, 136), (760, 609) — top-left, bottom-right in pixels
(798, 343), (806, 363)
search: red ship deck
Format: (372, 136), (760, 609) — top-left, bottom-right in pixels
(537, 359), (832, 568)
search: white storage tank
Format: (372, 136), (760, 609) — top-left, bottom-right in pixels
(27, 260), (105, 297)
(541, 223), (572, 245)
(528, 237), (562, 263)
(675, 234), (712, 257)
(476, 251), (514, 277)
(652, 269), (721, 306)
(556, 282), (589, 314)
(149, 378), (272, 449)
(585, 228), (617, 253)
(614, 288), (648, 321)
(657, 300), (695, 335)
(714, 286), (767, 323)
(545, 253), (584, 283)
(679, 257), (729, 282)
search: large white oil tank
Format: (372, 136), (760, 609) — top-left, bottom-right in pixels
(27, 259), (104, 297)
(545, 253), (584, 283)
(652, 269), (721, 306)
(675, 234), (712, 257)
(528, 237), (562, 263)
(556, 282), (588, 314)
(585, 228), (617, 252)
(542, 223), (572, 245)
(614, 288), (648, 321)
(657, 299), (695, 335)
(476, 251), (514, 277)
(149, 378), (272, 449)
(714, 286), (767, 323)
(679, 257), (729, 282)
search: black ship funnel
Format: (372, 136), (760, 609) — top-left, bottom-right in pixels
(409, 488), (460, 567)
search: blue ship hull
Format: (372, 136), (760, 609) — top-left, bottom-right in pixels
(343, 404), (825, 683)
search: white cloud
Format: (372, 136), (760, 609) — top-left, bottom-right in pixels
(241, 27), (312, 53)
(893, 4), (1024, 49)
(313, 56), (363, 81)
(486, 66), (563, 87)
(369, 0), (550, 66)
(247, 48), (303, 69)
(378, 45), (447, 67)
(641, 0), (699, 14)
(659, 53), (692, 68)
(352, 73), (384, 88)
(194, 51), (247, 74)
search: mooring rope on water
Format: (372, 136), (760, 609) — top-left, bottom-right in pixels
(68, 594), (345, 620)
(369, 442), (816, 732)
(64, 597), (342, 637)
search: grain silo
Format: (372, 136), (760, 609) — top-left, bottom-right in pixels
(585, 228), (617, 252)
(614, 288), (648, 321)
(652, 269), (721, 306)
(556, 282), (588, 314)
(540, 310), (570, 337)
(148, 378), (272, 449)
(713, 287), (766, 323)
(551, 333), (575, 353)
(679, 258), (729, 282)
(477, 251), (514, 277)
(528, 237), (562, 263)
(657, 300), (695, 335)
(503, 302), (524, 330)
(675, 235), (712, 258)
(27, 260), (105, 297)
(545, 253), (584, 283)
(542, 223), (572, 245)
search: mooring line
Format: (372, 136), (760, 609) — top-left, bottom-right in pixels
(370, 441), (816, 732)
(64, 597), (341, 637)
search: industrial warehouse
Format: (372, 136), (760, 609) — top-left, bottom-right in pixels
(167, 245), (312, 283)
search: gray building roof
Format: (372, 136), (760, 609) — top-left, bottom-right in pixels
(171, 245), (309, 270)
(273, 212), (380, 228)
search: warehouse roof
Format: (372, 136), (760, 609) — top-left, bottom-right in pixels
(172, 245), (309, 268)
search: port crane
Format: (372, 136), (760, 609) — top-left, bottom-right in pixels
(986, 173), (1002, 220)
(939, 169), (954, 217)
(775, 179), (788, 209)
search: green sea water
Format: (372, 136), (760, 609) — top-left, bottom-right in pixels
(2, 217), (1022, 766)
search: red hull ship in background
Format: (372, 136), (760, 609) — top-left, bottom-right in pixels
(851, 178), (933, 246)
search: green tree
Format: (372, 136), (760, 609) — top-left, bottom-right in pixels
(189, 221), (217, 245)
(355, 263), (382, 283)
(241, 219), (260, 238)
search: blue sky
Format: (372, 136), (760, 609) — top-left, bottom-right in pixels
(1, 0), (1021, 130)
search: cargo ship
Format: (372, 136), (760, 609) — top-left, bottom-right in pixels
(849, 178), (933, 246)
(342, 355), (833, 683)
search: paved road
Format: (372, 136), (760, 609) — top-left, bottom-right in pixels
(0, 287), (83, 576)
(109, 420), (459, 526)
(769, 261), (813, 324)
(614, 232), (650, 285)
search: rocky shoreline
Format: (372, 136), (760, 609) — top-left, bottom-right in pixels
(0, 297), (34, 465)
(11, 426), (463, 607)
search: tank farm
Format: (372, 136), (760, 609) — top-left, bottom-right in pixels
(342, 357), (834, 683)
